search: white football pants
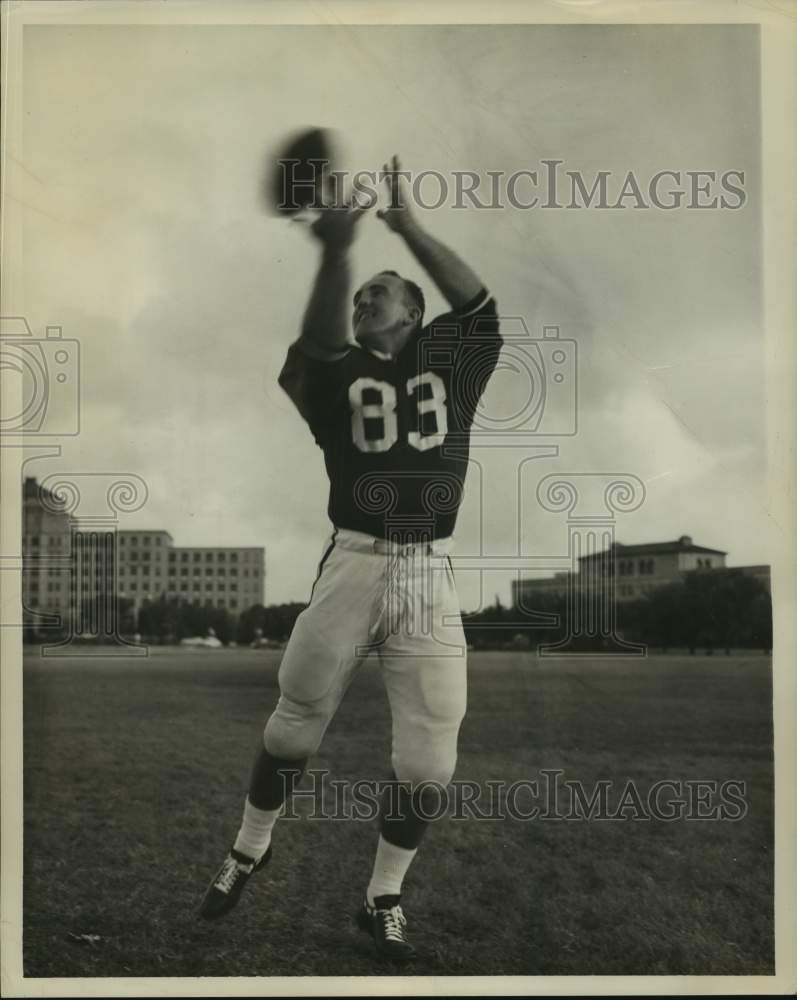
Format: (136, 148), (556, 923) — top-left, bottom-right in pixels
(263, 528), (468, 786)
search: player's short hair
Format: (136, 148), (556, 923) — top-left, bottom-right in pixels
(379, 270), (425, 325)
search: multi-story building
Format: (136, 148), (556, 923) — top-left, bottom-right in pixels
(513, 535), (768, 606)
(21, 478), (266, 633)
(116, 533), (264, 616)
(581, 535), (727, 601)
(22, 477), (73, 631)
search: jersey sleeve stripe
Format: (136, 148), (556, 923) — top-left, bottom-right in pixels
(453, 288), (492, 318)
(294, 336), (352, 362)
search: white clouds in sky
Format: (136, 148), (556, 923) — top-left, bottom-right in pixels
(19, 24), (763, 606)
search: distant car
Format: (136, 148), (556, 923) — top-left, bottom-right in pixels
(180, 635), (223, 649)
(250, 636), (284, 650)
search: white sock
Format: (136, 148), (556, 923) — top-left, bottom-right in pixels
(232, 797), (280, 862)
(366, 835), (418, 906)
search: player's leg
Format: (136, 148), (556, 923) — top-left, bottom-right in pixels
(200, 537), (380, 920)
(370, 643), (466, 896)
(358, 549), (467, 957)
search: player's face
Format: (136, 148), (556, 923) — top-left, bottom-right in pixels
(352, 273), (418, 351)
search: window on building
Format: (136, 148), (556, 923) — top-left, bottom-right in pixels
(181, 552), (188, 563)
(193, 568), (201, 577)
(131, 583), (137, 592)
(231, 553), (238, 563)
(230, 568), (238, 577)
(206, 552), (213, 562)
(193, 583), (200, 592)
(218, 552), (226, 562)
(218, 568), (226, 577)
(142, 551), (150, 562)
(243, 569), (249, 577)
(231, 584), (238, 592)
(206, 583), (213, 592)
(143, 536), (150, 545)
(169, 552), (176, 563)
(181, 567), (188, 577)
(205, 568), (213, 576)
(130, 536), (138, 545)
(180, 582), (188, 592)
(230, 599), (238, 609)
(168, 567), (176, 577)
(193, 553), (201, 563)
(705, 559), (712, 568)
(119, 536), (126, 546)
(697, 558), (703, 568)
(218, 583), (226, 592)
(156, 537), (162, 546)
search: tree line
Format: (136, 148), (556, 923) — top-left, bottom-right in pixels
(464, 570), (772, 653)
(25, 569), (771, 654)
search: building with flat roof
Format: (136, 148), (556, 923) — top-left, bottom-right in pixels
(115, 532), (264, 616)
(22, 478), (265, 634)
(22, 477), (73, 631)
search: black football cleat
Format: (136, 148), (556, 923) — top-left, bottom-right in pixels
(199, 846), (272, 920)
(356, 895), (415, 961)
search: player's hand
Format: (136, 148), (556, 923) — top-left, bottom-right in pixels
(303, 181), (370, 251)
(377, 154), (416, 234)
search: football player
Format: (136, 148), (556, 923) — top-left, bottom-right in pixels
(200, 156), (502, 961)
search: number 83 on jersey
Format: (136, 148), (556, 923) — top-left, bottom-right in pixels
(349, 372), (448, 454)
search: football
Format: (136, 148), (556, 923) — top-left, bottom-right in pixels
(265, 126), (337, 216)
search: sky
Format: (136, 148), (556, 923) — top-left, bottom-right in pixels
(16, 22), (764, 609)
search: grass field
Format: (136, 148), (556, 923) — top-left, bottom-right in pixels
(21, 648), (773, 978)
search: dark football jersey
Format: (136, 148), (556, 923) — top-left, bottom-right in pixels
(278, 287), (501, 541)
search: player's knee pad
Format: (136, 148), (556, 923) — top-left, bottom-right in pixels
(263, 695), (329, 760)
(392, 741), (458, 789)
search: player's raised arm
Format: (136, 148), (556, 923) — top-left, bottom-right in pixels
(376, 155), (484, 311)
(299, 194), (370, 355)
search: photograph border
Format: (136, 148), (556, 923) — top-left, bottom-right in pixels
(1, 0), (794, 996)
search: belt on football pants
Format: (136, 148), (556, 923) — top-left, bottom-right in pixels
(329, 529), (455, 642)
(333, 527), (454, 557)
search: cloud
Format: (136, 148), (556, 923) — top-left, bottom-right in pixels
(17, 23), (764, 603)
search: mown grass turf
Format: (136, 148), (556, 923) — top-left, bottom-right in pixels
(22, 649), (773, 977)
